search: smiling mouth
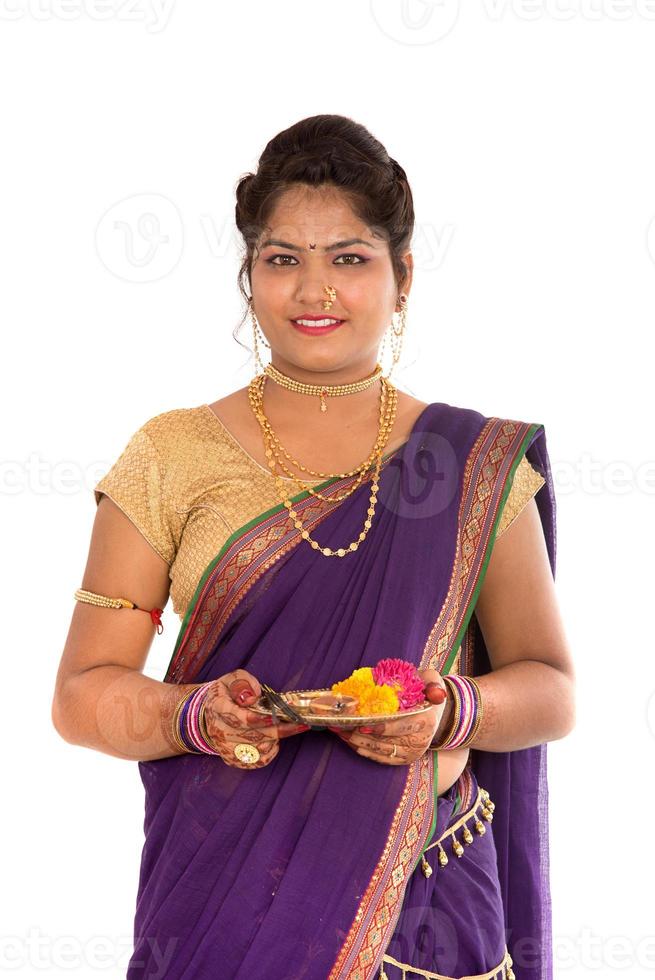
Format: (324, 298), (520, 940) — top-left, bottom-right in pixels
(291, 317), (344, 327)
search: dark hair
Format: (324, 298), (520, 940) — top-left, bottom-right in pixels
(232, 113), (414, 352)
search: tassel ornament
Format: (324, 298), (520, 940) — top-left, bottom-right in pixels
(417, 786), (495, 877)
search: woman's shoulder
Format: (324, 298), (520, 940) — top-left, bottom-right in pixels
(423, 398), (546, 487)
(137, 403), (208, 438)
(133, 403), (224, 456)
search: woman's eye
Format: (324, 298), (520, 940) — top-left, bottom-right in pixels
(266, 253), (368, 266)
(267, 254), (298, 266)
(334, 254), (367, 265)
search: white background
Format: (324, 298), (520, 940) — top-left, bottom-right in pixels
(2, 2), (654, 977)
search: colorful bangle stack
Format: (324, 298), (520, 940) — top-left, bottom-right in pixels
(171, 684), (220, 755)
(431, 675), (484, 750)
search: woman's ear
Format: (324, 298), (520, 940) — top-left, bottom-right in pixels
(398, 251), (414, 307)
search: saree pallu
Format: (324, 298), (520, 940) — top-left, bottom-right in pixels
(127, 401), (556, 980)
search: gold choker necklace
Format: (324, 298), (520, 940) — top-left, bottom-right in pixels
(264, 361), (384, 413)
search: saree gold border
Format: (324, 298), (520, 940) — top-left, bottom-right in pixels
(328, 750), (435, 980)
(379, 947), (513, 980)
(332, 418), (542, 980)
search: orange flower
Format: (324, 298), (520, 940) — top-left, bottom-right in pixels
(355, 684), (399, 716)
(331, 667), (399, 715)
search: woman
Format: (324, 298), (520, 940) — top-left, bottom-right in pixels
(52, 114), (575, 980)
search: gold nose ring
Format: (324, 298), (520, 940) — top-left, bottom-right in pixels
(323, 285), (336, 311)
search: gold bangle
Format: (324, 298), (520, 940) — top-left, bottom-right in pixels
(170, 690), (191, 754)
(171, 687), (203, 755)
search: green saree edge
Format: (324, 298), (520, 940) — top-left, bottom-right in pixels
(163, 444), (402, 680)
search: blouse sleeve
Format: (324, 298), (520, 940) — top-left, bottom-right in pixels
(495, 454), (546, 540)
(93, 424), (176, 566)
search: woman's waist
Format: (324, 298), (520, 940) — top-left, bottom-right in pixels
(436, 745), (470, 798)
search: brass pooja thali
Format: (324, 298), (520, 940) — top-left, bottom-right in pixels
(251, 683), (434, 729)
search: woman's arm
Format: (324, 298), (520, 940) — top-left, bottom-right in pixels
(466, 494), (576, 751)
(51, 495), (198, 760)
(52, 497), (302, 762)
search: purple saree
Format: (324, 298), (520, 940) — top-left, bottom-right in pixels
(127, 401), (556, 980)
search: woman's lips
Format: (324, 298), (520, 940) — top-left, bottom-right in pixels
(290, 318), (345, 336)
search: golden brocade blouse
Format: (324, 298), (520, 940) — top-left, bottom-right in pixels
(93, 405), (546, 621)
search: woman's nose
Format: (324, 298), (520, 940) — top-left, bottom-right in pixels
(294, 282), (334, 310)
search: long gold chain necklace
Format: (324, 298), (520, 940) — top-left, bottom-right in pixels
(248, 374), (397, 504)
(248, 373), (399, 557)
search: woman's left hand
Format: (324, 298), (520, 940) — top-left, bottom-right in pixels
(327, 668), (448, 765)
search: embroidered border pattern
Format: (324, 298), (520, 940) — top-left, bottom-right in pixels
(327, 751), (435, 980)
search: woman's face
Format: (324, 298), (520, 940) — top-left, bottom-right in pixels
(249, 184), (413, 381)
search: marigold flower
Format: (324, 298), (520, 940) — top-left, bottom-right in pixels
(331, 666), (376, 701)
(355, 683), (399, 716)
(330, 660), (424, 715)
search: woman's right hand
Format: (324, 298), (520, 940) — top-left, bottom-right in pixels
(201, 669), (310, 769)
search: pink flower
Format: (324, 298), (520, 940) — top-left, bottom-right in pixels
(371, 658), (425, 710)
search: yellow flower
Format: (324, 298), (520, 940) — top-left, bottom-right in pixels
(331, 667), (375, 698)
(356, 684), (399, 716)
(331, 667), (399, 715)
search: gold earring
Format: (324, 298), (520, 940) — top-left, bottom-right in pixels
(249, 298), (270, 375)
(379, 292), (408, 380)
(323, 285), (336, 311)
